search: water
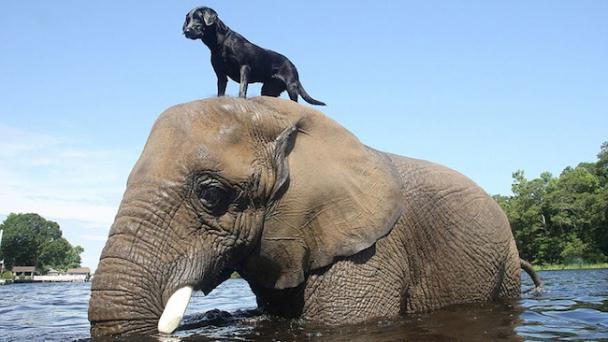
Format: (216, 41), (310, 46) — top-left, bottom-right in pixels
(1, 270), (607, 341)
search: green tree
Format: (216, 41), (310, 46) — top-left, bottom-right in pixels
(545, 165), (605, 261)
(0, 213), (61, 269)
(496, 141), (608, 265)
(503, 170), (557, 263)
(560, 235), (587, 264)
(590, 142), (608, 256)
(594, 185), (608, 256)
(0, 213), (84, 271)
(596, 141), (608, 181)
(39, 238), (70, 270)
(66, 245), (84, 270)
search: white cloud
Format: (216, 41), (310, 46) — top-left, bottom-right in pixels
(0, 190), (118, 227)
(0, 123), (139, 271)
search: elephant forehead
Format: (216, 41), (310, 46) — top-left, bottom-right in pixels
(132, 102), (260, 183)
(131, 145), (255, 187)
(179, 108), (259, 181)
(159, 97), (274, 125)
(190, 142), (257, 182)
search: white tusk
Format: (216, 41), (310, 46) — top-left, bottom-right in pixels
(158, 286), (193, 334)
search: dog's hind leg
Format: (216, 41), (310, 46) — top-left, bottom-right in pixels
(261, 79), (284, 97)
(239, 65), (251, 98)
(286, 83), (299, 102)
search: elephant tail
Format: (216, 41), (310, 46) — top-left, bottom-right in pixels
(521, 259), (543, 293)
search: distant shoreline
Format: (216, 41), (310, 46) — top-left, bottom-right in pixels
(533, 263), (608, 271)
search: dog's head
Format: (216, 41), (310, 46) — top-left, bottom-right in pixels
(183, 7), (218, 40)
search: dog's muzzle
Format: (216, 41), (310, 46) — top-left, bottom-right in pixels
(183, 27), (201, 39)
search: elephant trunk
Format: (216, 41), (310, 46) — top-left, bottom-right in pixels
(88, 199), (219, 336)
(89, 255), (162, 336)
(90, 247), (203, 336)
(88, 201), (188, 336)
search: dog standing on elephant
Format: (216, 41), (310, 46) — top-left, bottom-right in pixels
(183, 6), (326, 105)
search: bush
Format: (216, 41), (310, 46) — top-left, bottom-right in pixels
(1, 271), (13, 280)
(561, 237), (587, 264)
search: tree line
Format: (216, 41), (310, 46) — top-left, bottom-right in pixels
(494, 141), (608, 265)
(0, 213), (84, 272)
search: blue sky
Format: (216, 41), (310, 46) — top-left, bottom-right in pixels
(1, 1), (606, 271)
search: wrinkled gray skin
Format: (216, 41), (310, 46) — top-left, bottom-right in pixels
(89, 97), (523, 336)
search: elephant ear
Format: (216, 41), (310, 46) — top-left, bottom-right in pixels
(243, 98), (404, 289)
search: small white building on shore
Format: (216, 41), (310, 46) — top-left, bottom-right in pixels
(33, 267), (91, 283)
(66, 267), (91, 281)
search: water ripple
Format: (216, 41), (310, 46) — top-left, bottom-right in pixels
(0, 270), (607, 341)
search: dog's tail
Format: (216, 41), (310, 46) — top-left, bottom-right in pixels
(297, 81), (326, 106)
(521, 259), (543, 293)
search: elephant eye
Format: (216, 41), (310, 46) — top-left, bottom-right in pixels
(194, 180), (236, 216)
(199, 186), (224, 208)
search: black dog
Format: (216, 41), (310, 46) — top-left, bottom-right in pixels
(183, 7), (326, 106)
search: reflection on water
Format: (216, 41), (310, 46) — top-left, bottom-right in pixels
(0, 282), (90, 342)
(517, 269), (608, 341)
(0, 269), (606, 341)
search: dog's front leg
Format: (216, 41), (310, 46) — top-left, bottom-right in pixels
(217, 74), (227, 96)
(239, 65), (250, 98)
(211, 55), (227, 96)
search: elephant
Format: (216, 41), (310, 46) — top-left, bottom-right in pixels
(88, 96), (542, 336)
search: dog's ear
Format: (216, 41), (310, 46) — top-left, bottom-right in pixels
(202, 8), (218, 26)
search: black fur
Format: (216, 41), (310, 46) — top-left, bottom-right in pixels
(183, 7), (326, 106)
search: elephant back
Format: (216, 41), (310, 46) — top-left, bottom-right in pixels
(385, 154), (520, 311)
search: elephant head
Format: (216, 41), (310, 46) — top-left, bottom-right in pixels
(88, 97), (403, 336)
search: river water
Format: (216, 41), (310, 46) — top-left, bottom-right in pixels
(0, 270), (607, 341)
